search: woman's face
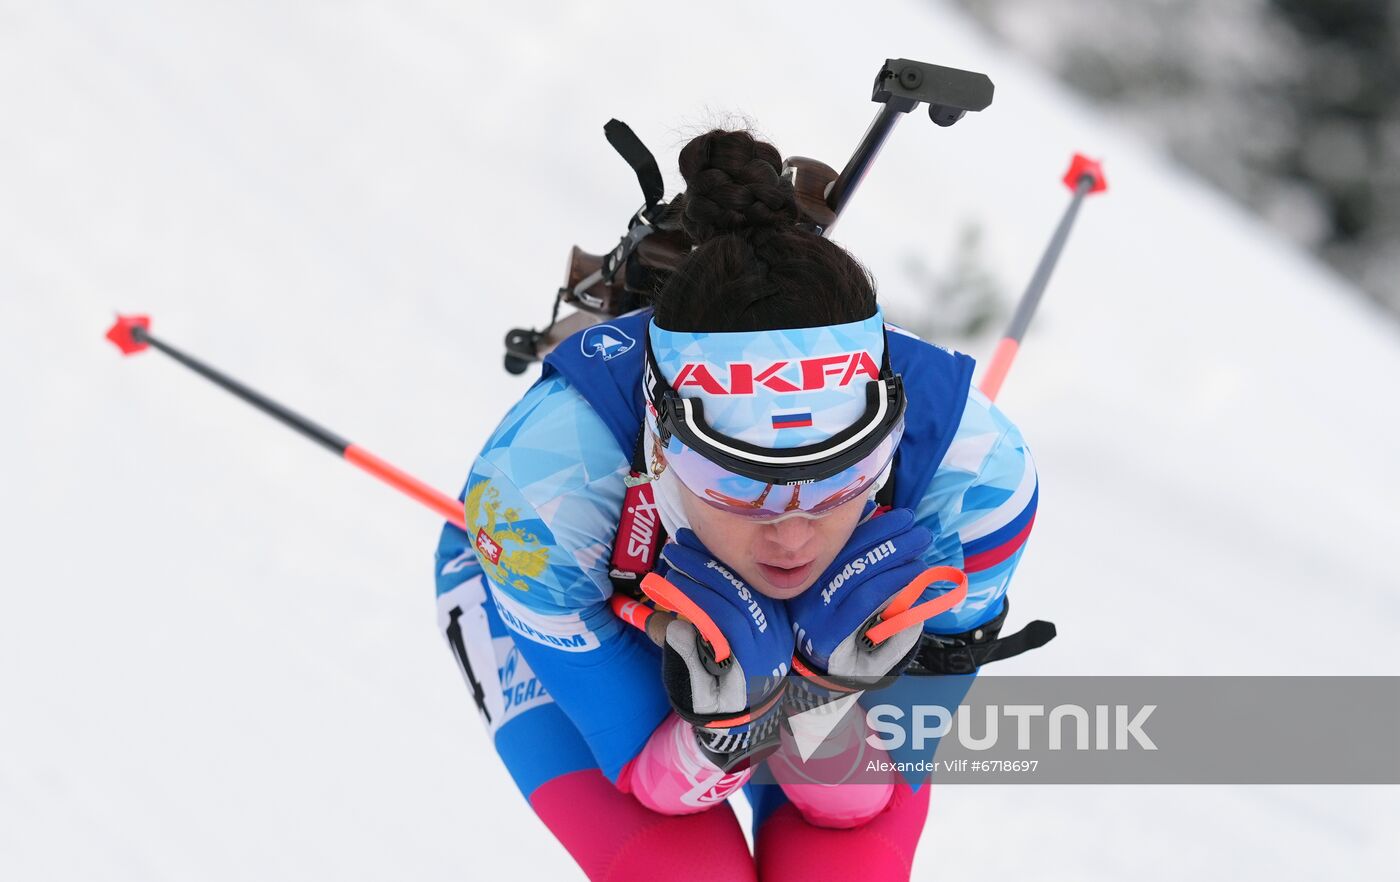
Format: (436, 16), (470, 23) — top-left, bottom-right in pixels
(672, 479), (869, 600)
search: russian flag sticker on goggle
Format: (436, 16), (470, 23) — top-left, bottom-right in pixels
(649, 308), (887, 448)
(771, 411), (813, 430)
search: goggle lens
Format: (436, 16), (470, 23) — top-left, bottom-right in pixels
(650, 418), (903, 521)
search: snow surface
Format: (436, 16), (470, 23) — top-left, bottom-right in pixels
(2, 1), (1397, 879)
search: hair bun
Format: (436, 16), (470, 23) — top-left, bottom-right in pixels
(678, 130), (799, 244)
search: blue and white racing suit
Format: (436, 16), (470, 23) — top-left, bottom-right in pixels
(434, 317), (1038, 829)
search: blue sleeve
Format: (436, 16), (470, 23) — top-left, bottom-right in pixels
(912, 386), (1039, 633)
(461, 372), (670, 781)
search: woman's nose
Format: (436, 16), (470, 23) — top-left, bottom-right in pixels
(766, 514), (815, 551)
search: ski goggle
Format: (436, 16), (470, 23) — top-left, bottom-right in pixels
(647, 413), (903, 520)
(643, 338), (907, 520)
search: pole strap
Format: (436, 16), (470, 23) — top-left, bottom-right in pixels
(910, 598), (1056, 674)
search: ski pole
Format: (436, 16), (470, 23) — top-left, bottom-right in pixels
(978, 153), (1107, 402)
(104, 314), (467, 530)
(104, 313), (664, 639)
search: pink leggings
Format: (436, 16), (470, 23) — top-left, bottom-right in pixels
(530, 769), (931, 882)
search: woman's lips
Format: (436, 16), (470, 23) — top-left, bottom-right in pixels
(756, 560), (815, 590)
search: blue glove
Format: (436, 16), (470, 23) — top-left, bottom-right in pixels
(642, 528), (794, 769)
(788, 508), (967, 691)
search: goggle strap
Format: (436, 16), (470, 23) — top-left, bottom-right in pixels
(645, 330), (905, 485)
(671, 377), (899, 467)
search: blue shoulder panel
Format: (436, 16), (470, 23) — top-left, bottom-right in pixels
(542, 313), (651, 458)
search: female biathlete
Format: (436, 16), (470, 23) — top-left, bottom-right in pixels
(433, 129), (1039, 881)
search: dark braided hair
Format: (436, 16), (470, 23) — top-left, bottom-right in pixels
(651, 129), (878, 333)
